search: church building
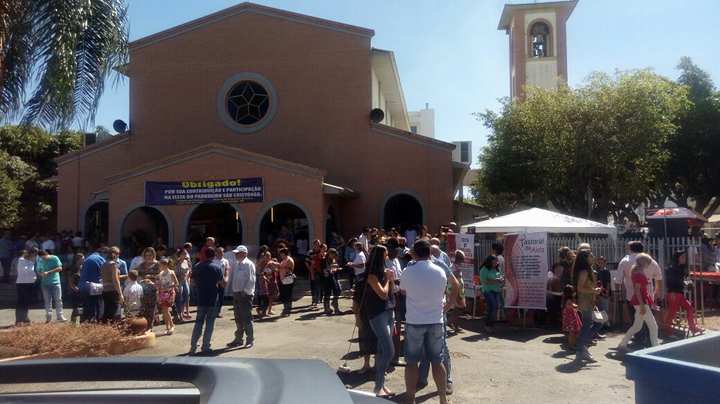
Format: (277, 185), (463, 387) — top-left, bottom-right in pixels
(56, 2), (463, 254)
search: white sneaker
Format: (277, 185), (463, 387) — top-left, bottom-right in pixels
(58, 316), (68, 322)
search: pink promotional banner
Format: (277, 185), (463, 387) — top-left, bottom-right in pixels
(503, 232), (548, 310)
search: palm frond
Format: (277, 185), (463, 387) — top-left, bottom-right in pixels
(0, 0), (35, 121)
(15, 0), (128, 129)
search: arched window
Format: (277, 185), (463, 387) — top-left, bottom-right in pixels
(529, 21), (551, 58)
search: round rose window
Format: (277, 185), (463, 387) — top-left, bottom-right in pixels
(217, 73), (277, 134)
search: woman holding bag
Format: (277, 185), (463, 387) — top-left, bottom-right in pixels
(277, 248), (295, 316)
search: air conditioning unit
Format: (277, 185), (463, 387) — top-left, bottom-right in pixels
(84, 132), (114, 148)
(452, 141), (472, 164)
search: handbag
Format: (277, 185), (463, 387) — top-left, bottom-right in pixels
(592, 308), (608, 324)
(281, 273), (295, 285)
(88, 282), (104, 296)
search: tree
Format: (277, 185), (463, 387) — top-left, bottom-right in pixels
(0, 125), (82, 231)
(0, 150), (35, 228)
(473, 70), (689, 223)
(0, 0), (128, 129)
(660, 57), (720, 217)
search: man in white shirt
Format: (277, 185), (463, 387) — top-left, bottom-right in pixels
(400, 240), (452, 404)
(420, 245), (463, 395)
(227, 245), (256, 349)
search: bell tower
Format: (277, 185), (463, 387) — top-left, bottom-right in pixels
(498, 1), (577, 99)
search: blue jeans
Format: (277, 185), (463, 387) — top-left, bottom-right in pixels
(81, 291), (103, 323)
(191, 305), (219, 351)
(369, 310), (394, 392)
(484, 291), (500, 326)
(419, 316), (452, 385)
(216, 286), (225, 316)
(405, 323), (444, 365)
(176, 281), (189, 315)
(41, 284), (63, 320)
(577, 309), (602, 355)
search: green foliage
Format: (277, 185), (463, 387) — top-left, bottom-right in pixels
(473, 70), (689, 223)
(0, 150), (36, 228)
(0, 0), (129, 129)
(661, 58), (720, 216)
(0, 125), (82, 230)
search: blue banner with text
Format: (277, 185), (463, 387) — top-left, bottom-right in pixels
(145, 178), (263, 205)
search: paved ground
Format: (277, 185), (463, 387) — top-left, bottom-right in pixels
(0, 292), (640, 404)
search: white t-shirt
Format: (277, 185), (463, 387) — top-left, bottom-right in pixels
(15, 257), (37, 284)
(358, 234), (369, 252)
(123, 280), (144, 316)
(352, 251), (366, 275)
(496, 254), (505, 274)
(41, 240), (56, 252)
(400, 259), (447, 325)
(620, 253), (663, 301)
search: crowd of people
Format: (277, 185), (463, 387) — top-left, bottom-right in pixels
(345, 226), (463, 404)
(537, 240), (706, 363)
(3, 226), (717, 403)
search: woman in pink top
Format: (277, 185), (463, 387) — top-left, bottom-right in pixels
(618, 253), (659, 351)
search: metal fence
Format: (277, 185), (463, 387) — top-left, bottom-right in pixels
(474, 236), (703, 269)
(472, 235), (708, 326)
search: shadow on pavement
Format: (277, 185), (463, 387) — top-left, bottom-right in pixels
(461, 333), (489, 342)
(177, 344), (249, 358)
(296, 312), (328, 321)
(254, 316), (281, 323)
(555, 360), (598, 373)
(415, 391), (440, 403)
(341, 350), (363, 360)
(336, 368), (374, 389)
(542, 335), (566, 344)
(551, 349), (575, 359)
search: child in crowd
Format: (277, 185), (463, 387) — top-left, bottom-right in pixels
(123, 270), (144, 317)
(562, 285), (582, 350)
(447, 250), (466, 333)
(139, 275), (157, 332)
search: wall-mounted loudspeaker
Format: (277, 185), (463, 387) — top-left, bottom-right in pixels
(370, 108), (385, 123)
(113, 119), (128, 134)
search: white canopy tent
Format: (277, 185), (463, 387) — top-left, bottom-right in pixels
(462, 207), (617, 236)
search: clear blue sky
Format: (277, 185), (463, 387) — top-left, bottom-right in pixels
(93, 0), (720, 165)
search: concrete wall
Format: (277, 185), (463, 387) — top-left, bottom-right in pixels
(408, 107), (435, 138)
